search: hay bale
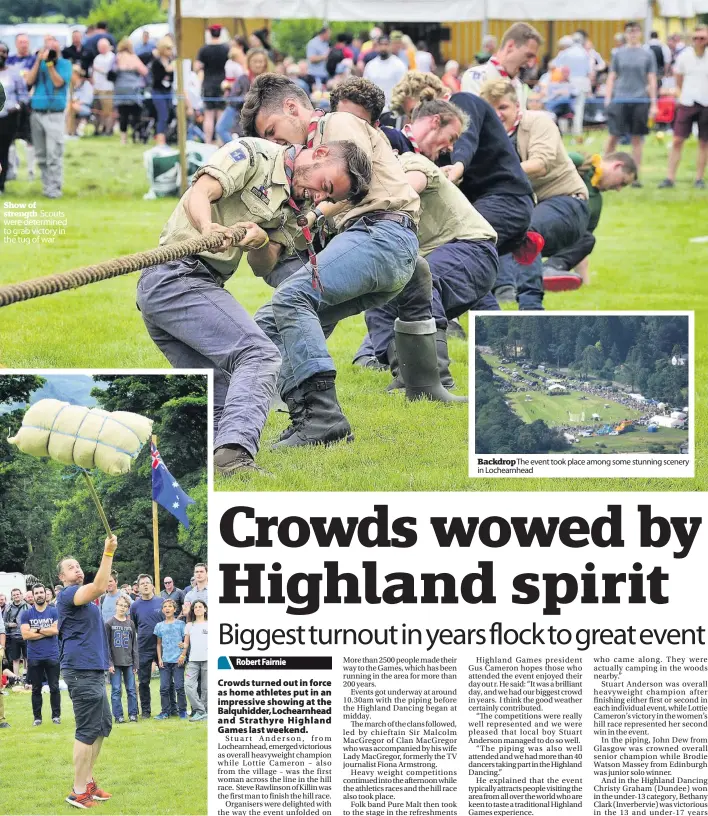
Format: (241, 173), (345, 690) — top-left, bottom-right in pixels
(8, 399), (153, 475)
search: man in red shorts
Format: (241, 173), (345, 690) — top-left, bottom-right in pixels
(659, 24), (708, 189)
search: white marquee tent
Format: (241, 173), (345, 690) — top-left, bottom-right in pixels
(180, 0), (708, 20)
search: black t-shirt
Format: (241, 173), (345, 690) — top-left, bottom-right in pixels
(444, 92), (533, 203)
(151, 59), (173, 92)
(62, 44), (85, 64)
(196, 43), (229, 89)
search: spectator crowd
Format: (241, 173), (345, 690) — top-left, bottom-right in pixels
(0, 18), (705, 202)
(0, 562), (209, 728)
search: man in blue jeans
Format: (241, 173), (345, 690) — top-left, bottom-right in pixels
(129, 574), (164, 719)
(57, 537), (117, 809)
(241, 74), (423, 445)
(137, 136), (371, 473)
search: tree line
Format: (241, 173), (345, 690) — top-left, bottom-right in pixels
(476, 315), (689, 405)
(475, 354), (570, 455)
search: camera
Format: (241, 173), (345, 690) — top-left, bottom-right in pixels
(47, 49), (58, 62)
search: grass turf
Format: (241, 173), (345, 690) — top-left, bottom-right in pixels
(479, 351), (688, 452)
(506, 391), (643, 426)
(571, 426), (687, 453)
(0, 134), (705, 490)
(1, 679), (206, 815)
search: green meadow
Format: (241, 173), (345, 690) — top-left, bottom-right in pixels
(0, 134), (705, 490)
(1, 679), (206, 815)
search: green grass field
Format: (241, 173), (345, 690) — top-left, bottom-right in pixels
(506, 391), (642, 426)
(2, 679), (207, 815)
(572, 426), (687, 453)
(480, 351), (645, 425)
(0, 134), (705, 490)
(479, 352), (688, 453)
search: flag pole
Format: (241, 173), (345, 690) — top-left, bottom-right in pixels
(152, 434), (160, 588)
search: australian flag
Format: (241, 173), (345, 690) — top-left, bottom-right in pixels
(151, 442), (196, 529)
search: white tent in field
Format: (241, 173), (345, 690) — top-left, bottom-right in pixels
(180, 0), (708, 21)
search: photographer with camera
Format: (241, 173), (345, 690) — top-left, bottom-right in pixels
(24, 35), (72, 199)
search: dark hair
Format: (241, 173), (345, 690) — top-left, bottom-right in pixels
(251, 28), (272, 50)
(11, 587), (23, 594)
(0, 41), (8, 52)
(625, 21), (641, 31)
(97, 21), (108, 30)
(329, 77), (385, 124)
(161, 598), (177, 609)
(194, 562), (207, 572)
(56, 557), (75, 577)
(188, 600), (208, 622)
(650, 30), (659, 38)
(322, 141), (372, 204)
(336, 33), (348, 44)
(241, 73), (313, 136)
(605, 151), (638, 177)
(234, 35), (248, 51)
(32, 583), (46, 592)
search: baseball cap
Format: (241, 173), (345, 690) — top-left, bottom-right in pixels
(209, 25), (222, 37)
(390, 30), (404, 42)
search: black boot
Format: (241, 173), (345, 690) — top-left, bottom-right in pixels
(436, 328), (456, 390)
(395, 318), (467, 403)
(353, 355), (388, 372)
(278, 387), (306, 441)
(214, 445), (266, 476)
(386, 340), (404, 392)
(272, 375), (353, 449)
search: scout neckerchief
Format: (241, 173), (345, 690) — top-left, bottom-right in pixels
(589, 154), (603, 188)
(402, 123), (421, 154)
(306, 109), (330, 249)
(283, 144), (324, 293)
(489, 57), (510, 78)
(306, 109), (325, 149)
(506, 109), (523, 138)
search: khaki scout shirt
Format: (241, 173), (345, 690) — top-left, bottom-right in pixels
(399, 153), (497, 256)
(159, 138), (300, 279)
(309, 111), (420, 229)
(515, 111), (588, 202)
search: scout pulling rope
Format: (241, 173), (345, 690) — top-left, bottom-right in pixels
(0, 228), (247, 308)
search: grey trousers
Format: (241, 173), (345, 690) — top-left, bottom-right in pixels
(136, 257), (281, 456)
(30, 111), (65, 198)
(185, 660), (207, 714)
